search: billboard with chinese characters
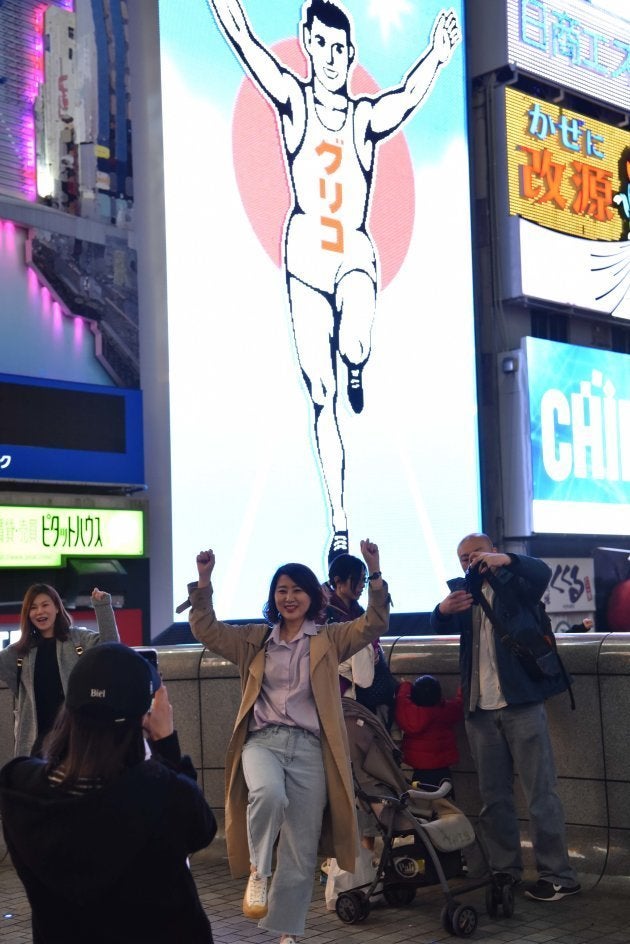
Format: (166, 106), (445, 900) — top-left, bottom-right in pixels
(500, 337), (630, 536)
(506, 86), (630, 242)
(0, 506), (144, 567)
(507, 0), (630, 113)
(501, 86), (630, 319)
(159, 0), (480, 618)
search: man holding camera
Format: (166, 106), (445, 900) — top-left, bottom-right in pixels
(430, 533), (580, 902)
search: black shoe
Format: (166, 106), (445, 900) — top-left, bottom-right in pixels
(524, 879), (581, 901)
(347, 367), (364, 413)
(328, 530), (349, 565)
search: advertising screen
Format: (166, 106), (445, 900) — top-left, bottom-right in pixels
(526, 336), (630, 534)
(0, 505), (144, 568)
(506, 0), (630, 112)
(502, 84), (630, 319)
(0, 373), (144, 488)
(159, 0), (480, 617)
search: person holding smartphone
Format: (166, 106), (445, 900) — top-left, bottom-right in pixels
(0, 643), (217, 944)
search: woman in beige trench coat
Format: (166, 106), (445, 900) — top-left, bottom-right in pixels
(188, 540), (389, 944)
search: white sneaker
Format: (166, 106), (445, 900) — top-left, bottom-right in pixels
(243, 871), (268, 918)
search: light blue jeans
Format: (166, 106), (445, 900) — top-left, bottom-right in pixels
(241, 725), (327, 936)
(465, 702), (577, 885)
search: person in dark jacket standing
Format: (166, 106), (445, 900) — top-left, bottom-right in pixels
(430, 533), (580, 902)
(0, 643), (216, 944)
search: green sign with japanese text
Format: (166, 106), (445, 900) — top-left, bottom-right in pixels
(0, 506), (144, 567)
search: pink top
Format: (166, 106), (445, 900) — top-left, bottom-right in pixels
(249, 620), (320, 737)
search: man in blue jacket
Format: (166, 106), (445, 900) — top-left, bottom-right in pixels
(430, 533), (580, 902)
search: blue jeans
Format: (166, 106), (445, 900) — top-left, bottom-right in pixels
(241, 725), (327, 936)
(465, 703), (577, 885)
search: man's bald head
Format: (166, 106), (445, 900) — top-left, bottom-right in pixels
(457, 533), (494, 572)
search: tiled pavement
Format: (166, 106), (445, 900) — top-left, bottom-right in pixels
(1, 848), (628, 944)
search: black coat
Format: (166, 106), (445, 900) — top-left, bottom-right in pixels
(0, 734), (216, 944)
(430, 554), (569, 710)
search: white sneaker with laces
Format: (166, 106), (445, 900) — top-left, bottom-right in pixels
(243, 870), (268, 918)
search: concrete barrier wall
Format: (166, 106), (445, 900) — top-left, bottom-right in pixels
(1, 633), (628, 878)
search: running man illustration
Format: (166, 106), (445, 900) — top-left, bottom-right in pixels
(208, 0), (461, 563)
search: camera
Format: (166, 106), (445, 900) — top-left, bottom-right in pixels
(463, 563), (485, 604)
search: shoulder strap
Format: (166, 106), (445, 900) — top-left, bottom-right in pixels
(14, 643), (84, 695)
(476, 588), (518, 654)
(477, 584), (575, 710)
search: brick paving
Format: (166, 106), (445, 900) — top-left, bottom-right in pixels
(1, 848), (628, 943)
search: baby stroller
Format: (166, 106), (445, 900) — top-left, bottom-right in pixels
(335, 699), (515, 938)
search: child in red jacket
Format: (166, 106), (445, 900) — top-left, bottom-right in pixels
(395, 675), (463, 793)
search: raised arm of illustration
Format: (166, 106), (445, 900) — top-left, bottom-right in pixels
(208, 0), (301, 110)
(366, 8), (461, 139)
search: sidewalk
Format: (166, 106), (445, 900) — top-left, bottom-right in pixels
(1, 851), (628, 943)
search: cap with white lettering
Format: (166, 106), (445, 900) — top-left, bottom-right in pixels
(65, 642), (161, 722)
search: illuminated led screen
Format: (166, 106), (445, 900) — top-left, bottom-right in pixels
(506, 86), (630, 242)
(506, 0), (630, 113)
(0, 506), (144, 568)
(526, 337), (630, 534)
(516, 217), (630, 319)
(159, 0), (480, 617)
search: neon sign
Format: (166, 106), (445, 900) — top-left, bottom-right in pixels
(0, 506), (144, 567)
(507, 0), (630, 112)
(506, 86), (630, 241)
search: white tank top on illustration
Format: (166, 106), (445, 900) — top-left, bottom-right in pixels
(288, 85), (370, 233)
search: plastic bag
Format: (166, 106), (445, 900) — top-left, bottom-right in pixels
(325, 846), (377, 911)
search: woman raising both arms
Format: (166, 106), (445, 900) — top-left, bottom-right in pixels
(188, 539), (389, 944)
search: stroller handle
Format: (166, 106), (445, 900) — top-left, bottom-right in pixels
(404, 780), (452, 803)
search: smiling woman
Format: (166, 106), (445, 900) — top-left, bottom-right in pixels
(187, 539), (389, 944)
(0, 583), (119, 756)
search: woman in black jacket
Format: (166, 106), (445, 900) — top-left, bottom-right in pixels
(0, 643), (217, 944)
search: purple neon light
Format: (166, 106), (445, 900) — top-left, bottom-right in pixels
(9, 2), (76, 200)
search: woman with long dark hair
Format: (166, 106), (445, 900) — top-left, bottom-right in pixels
(0, 583), (119, 756)
(0, 643), (217, 943)
(188, 539), (389, 944)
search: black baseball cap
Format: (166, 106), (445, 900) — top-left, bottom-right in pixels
(66, 643), (161, 722)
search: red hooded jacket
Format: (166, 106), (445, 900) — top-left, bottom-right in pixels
(395, 681), (463, 770)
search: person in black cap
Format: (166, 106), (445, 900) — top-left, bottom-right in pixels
(0, 643), (217, 944)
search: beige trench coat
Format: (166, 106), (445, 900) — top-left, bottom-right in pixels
(188, 581), (390, 877)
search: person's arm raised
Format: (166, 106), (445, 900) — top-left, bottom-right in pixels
(209, 0), (300, 111)
(360, 538), (382, 589)
(363, 9), (460, 140)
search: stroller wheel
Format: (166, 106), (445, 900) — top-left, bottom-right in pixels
(335, 890), (370, 924)
(501, 883), (515, 918)
(452, 903), (478, 938)
(485, 883), (499, 918)
(383, 884), (416, 907)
